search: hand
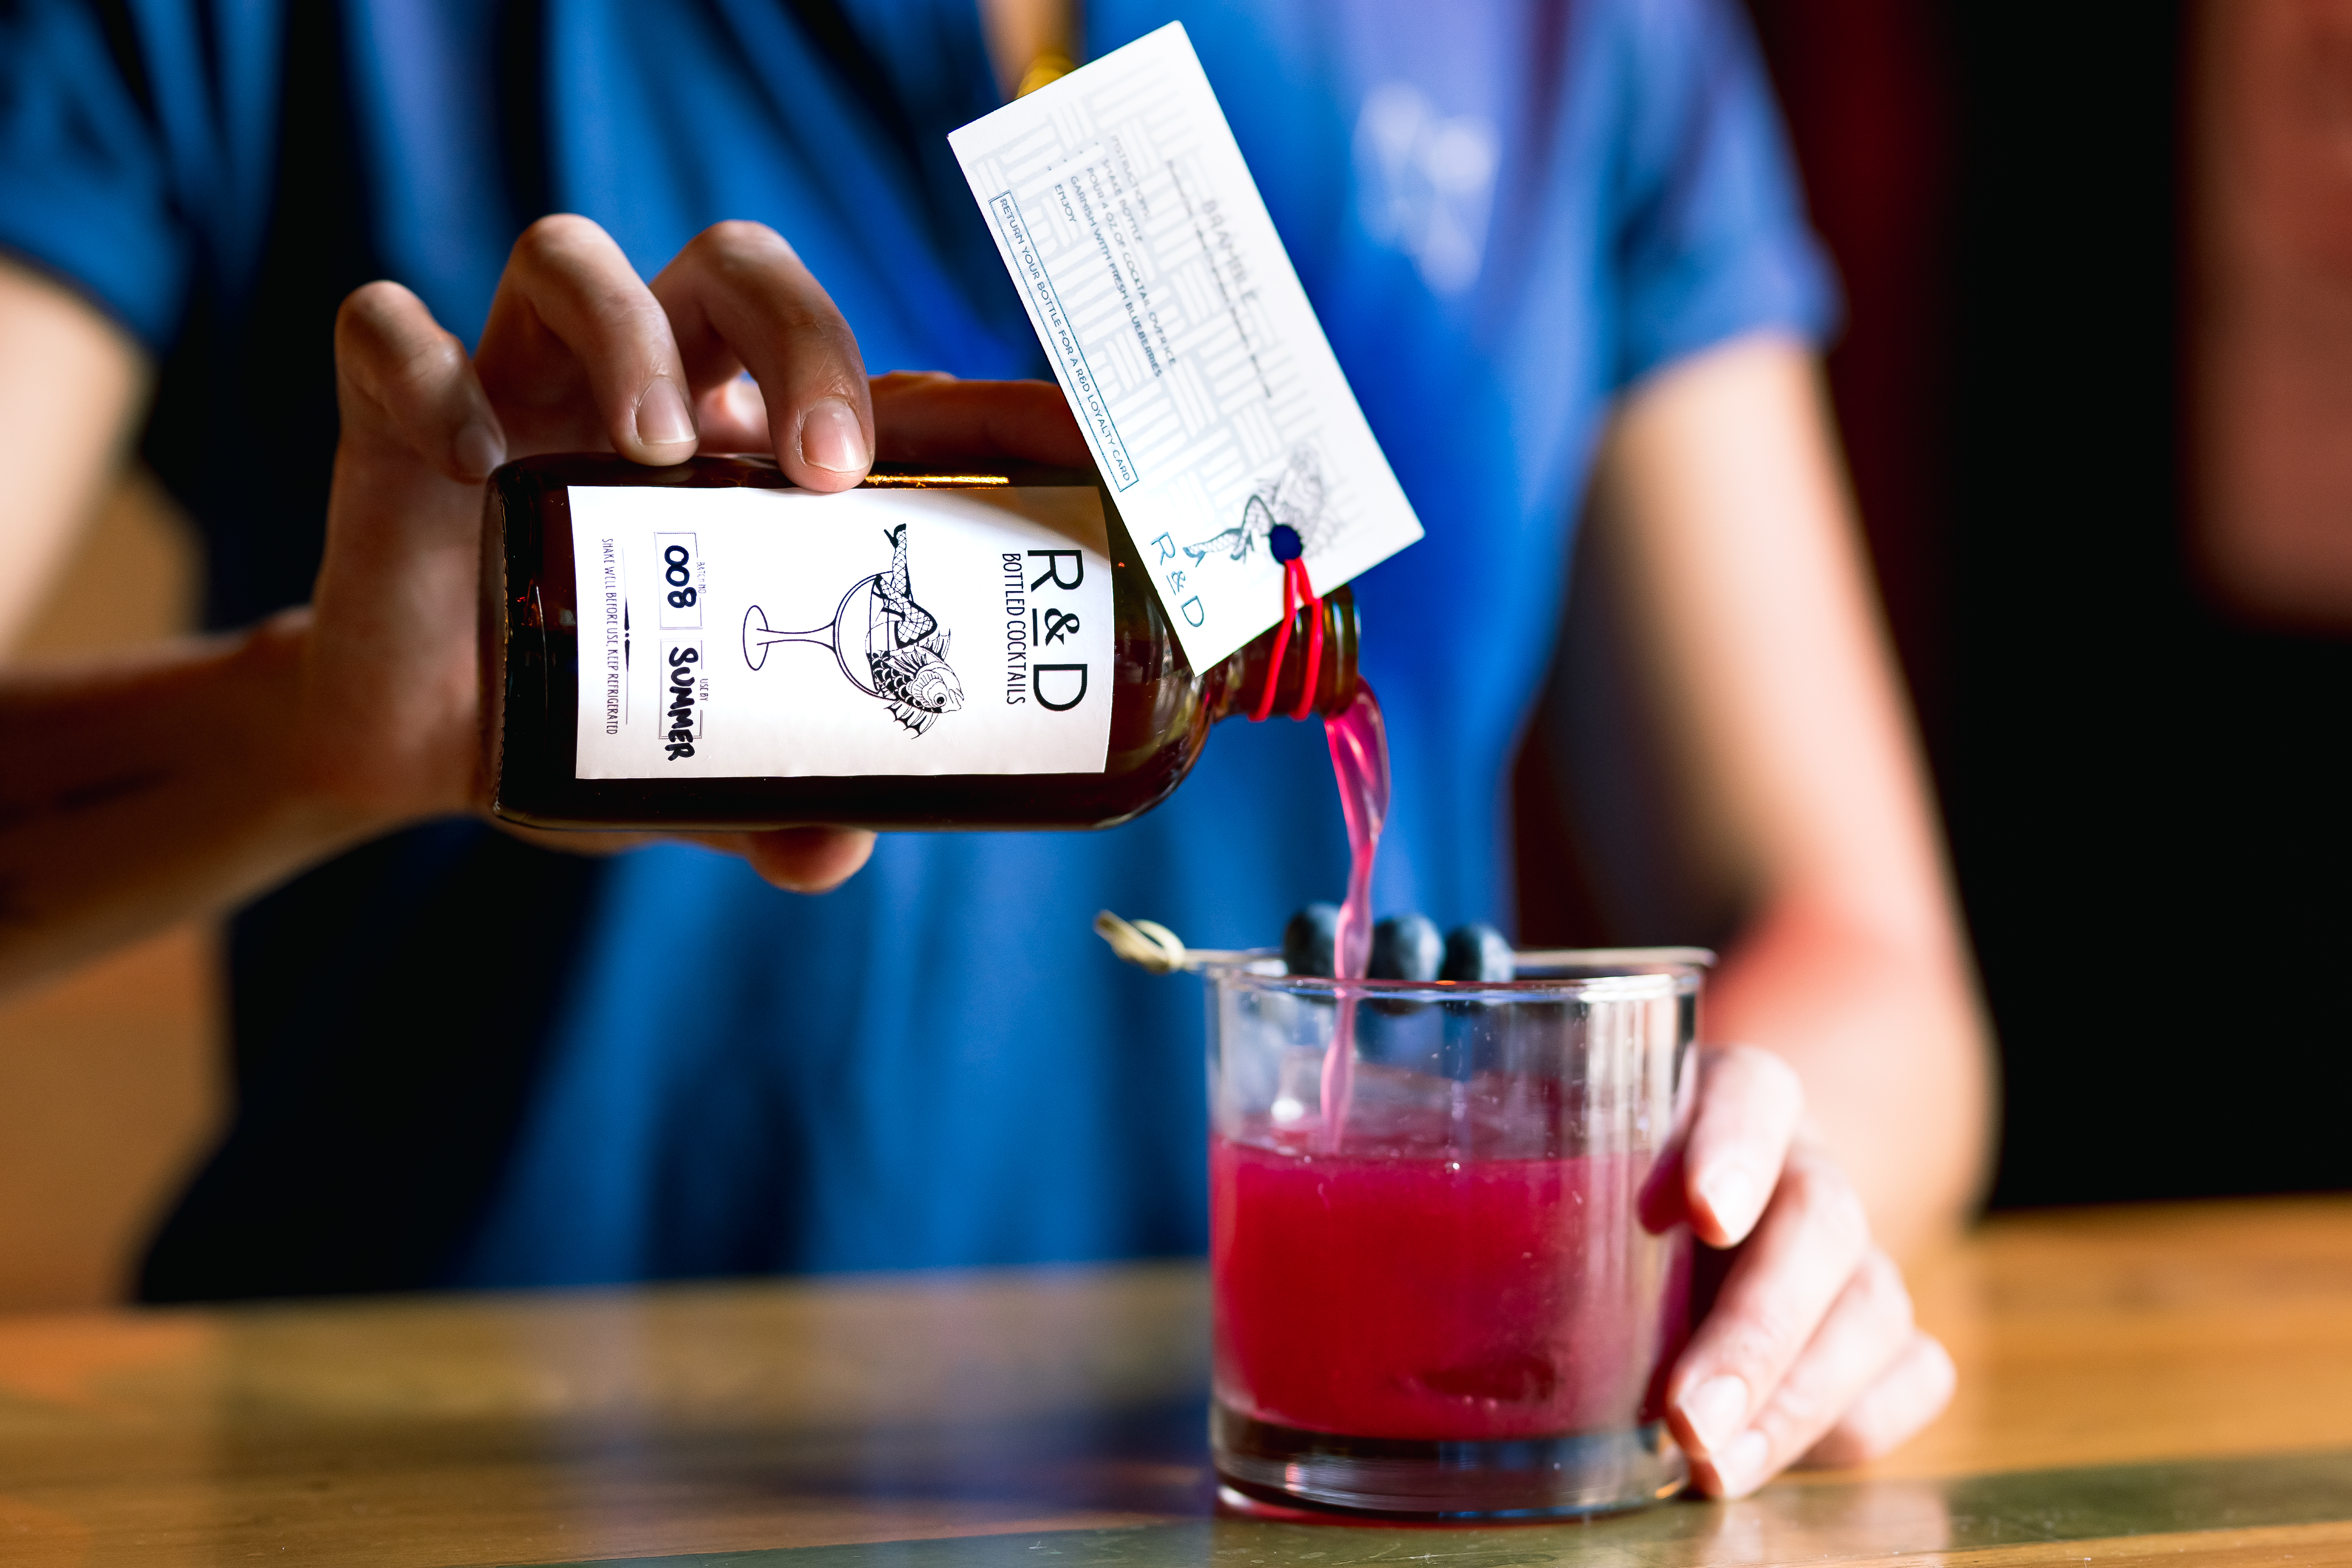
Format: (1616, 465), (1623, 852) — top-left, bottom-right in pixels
(302, 215), (1085, 891)
(1660, 1045), (1957, 1497)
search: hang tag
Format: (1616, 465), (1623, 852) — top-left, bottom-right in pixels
(949, 22), (1425, 668)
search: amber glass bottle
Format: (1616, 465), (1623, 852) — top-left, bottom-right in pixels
(483, 453), (1358, 831)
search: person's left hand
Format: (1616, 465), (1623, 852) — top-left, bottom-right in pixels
(1656, 1045), (1957, 1497)
(302, 216), (1085, 891)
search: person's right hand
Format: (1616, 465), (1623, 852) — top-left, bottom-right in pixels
(1657, 1046), (1957, 1497)
(301, 215), (1083, 892)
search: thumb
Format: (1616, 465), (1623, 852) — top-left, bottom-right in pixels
(335, 281), (507, 481)
(305, 281), (502, 820)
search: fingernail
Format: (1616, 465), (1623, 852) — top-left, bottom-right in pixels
(1698, 1164), (1761, 1237)
(1710, 1429), (1772, 1497)
(635, 377), (696, 448)
(454, 418), (506, 480)
(1680, 1372), (1750, 1452)
(800, 396), (869, 473)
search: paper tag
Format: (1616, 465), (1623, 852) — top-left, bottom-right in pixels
(569, 485), (1113, 779)
(949, 22), (1423, 668)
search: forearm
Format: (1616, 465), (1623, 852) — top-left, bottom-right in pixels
(0, 260), (151, 648)
(1598, 334), (1997, 1258)
(0, 613), (387, 996)
(1705, 887), (1993, 1261)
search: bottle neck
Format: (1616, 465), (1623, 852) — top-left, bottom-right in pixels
(1206, 586), (1359, 725)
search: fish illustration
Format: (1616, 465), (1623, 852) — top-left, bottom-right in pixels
(867, 524), (964, 736)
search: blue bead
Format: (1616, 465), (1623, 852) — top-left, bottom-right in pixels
(1370, 913), (1443, 981)
(1269, 524), (1303, 562)
(1282, 903), (1341, 977)
(1442, 922), (1515, 982)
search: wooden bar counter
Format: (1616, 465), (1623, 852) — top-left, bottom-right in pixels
(4, 1196), (2350, 1567)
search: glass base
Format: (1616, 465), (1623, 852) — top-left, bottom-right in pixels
(1211, 1403), (1688, 1520)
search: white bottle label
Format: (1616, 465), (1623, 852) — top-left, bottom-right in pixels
(568, 484), (1115, 779)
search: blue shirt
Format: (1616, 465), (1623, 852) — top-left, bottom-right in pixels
(0, 0), (1831, 1294)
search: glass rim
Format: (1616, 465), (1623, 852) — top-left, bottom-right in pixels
(1199, 947), (1709, 1000)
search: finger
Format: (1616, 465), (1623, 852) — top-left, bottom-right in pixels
(746, 828), (875, 891)
(333, 282), (507, 481)
(651, 222), (871, 489)
(1802, 1331), (1957, 1470)
(694, 374), (772, 455)
(525, 825), (877, 891)
(690, 369), (1090, 469)
(680, 828), (877, 893)
(869, 373), (1091, 466)
(1683, 1044), (1804, 1246)
(314, 281), (500, 816)
(1689, 1249), (1917, 1497)
(1667, 1148), (1872, 1478)
(476, 214), (699, 463)
(488, 823), (665, 858)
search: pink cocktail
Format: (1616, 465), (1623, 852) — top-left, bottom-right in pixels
(1213, 1139), (1681, 1441)
(1203, 959), (1702, 1518)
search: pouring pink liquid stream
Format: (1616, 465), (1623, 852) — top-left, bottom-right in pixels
(1318, 683), (1390, 1147)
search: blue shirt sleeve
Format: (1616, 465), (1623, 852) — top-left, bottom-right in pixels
(1606, 0), (1840, 388)
(0, 1), (192, 349)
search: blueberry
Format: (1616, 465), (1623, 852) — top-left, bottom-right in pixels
(1442, 922), (1515, 982)
(1370, 912), (1443, 981)
(1282, 903), (1340, 977)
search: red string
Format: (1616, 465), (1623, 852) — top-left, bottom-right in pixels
(1291, 560), (1325, 722)
(1249, 557), (1324, 723)
(1247, 562), (1297, 723)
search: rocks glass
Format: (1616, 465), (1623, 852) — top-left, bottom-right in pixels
(1206, 950), (1704, 1518)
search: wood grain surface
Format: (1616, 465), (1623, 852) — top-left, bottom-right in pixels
(0, 469), (221, 1312)
(0, 1199), (2348, 1567)
(1892, 1195), (2352, 1476)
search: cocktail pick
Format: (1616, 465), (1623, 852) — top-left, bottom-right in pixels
(1512, 947), (1718, 968)
(1094, 908), (1716, 977)
(1092, 911), (1252, 974)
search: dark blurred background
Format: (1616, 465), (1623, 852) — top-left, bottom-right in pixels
(1519, 0), (2352, 1210)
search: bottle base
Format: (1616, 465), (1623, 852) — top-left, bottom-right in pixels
(1210, 1403), (1687, 1520)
